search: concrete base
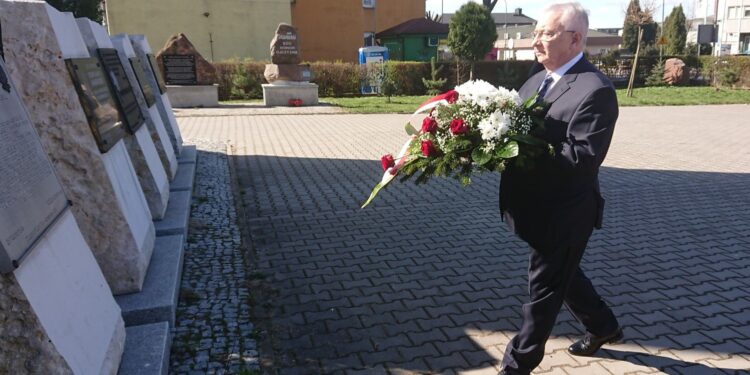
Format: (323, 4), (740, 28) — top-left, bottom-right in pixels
(154, 190), (192, 238)
(262, 82), (319, 106)
(118, 322), (171, 375)
(115, 235), (184, 327)
(177, 145), (197, 165)
(170, 162), (196, 192)
(166, 84), (219, 108)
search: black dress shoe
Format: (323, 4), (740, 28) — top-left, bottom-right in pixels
(568, 327), (623, 356)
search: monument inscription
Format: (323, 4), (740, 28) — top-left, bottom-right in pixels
(66, 57), (128, 152)
(97, 48), (144, 133)
(0, 58), (68, 274)
(130, 57), (156, 107)
(146, 53), (167, 94)
(162, 54), (197, 85)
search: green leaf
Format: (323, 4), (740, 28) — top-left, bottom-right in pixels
(361, 181), (386, 209)
(471, 147), (492, 165)
(496, 141), (519, 158)
(405, 122), (418, 135)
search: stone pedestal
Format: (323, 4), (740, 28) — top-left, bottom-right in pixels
(166, 84), (219, 108)
(111, 33), (178, 181)
(76, 19), (170, 220)
(0, 0), (153, 294)
(129, 35), (184, 156)
(262, 82), (319, 106)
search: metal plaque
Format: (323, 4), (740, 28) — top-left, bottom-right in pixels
(146, 54), (167, 94)
(0, 58), (69, 274)
(97, 48), (144, 133)
(65, 57), (128, 153)
(130, 57), (156, 107)
(162, 54), (197, 85)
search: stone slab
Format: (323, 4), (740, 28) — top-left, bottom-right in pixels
(177, 145), (197, 165)
(262, 82), (319, 106)
(115, 234), (184, 327)
(154, 190), (191, 238)
(170, 162), (195, 192)
(118, 322), (170, 375)
(166, 84), (218, 108)
(0, 0), (151, 295)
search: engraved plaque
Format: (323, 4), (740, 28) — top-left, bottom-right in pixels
(65, 57), (128, 153)
(147, 53), (167, 94)
(0, 58), (69, 274)
(162, 55), (197, 85)
(97, 48), (144, 133)
(130, 57), (156, 107)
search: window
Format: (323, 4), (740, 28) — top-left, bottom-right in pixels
(745, 6), (750, 17)
(363, 0), (375, 8)
(426, 36), (439, 47)
(364, 32), (375, 47)
(728, 6), (738, 19)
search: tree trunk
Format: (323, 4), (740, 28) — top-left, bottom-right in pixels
(470, 61), (475, 81)
(627, 27), (644, 97)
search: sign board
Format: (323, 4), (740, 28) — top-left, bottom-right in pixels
(162, 54), (197, 85)
(697, 25), (718, 44)
(657, 36), (667, 46)
(97, 48), (144, 133)
(720, 44), (732, 56)
(0, 58), (69, 273)
(358, 46), (389, 95)
(66, 57), (128, 153)
(130, 57), (156, 107)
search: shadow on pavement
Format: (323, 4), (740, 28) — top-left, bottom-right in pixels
(231, 154), (750, 374)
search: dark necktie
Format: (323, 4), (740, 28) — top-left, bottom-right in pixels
(536, 74), (554, 104)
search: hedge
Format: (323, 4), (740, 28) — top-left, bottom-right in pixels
(212, 56), (749, 101)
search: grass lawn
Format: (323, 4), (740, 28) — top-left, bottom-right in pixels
(316, 87), (750, 114)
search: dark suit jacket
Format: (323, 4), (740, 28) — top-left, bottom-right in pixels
(499, 57), (618, 251)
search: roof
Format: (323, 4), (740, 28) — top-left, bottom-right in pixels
(376, 18), (449, 38)
(440, 12), (536, 26)
(494, 26), (623, 48)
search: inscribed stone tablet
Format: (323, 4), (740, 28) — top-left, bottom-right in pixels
(97, 48), (144, 133)
(130, 57), (156, 107)
(146, 54), (167, 94)
(0, 58), (68, 274)
(65, 57), (127, 152)
(162, 55), (197, 85)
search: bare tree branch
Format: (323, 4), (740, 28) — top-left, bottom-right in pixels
(483, 0), (499, 12)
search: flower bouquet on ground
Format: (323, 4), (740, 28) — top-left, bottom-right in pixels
(361, 79), (550, 208)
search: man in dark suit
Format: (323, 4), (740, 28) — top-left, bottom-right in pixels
(498, 3), (621, 374)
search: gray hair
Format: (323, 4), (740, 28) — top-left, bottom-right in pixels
(544, 2), (589, 42)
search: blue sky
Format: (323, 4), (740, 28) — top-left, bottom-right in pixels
(425, 0), (707, 29)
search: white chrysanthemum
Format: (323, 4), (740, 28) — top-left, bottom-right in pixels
(477, 110), (510, 141)
(495, 87), (523, 106)
(455, 80), (498, 108)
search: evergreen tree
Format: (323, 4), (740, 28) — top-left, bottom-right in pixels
(447, 2), (497, 81)
(663, 5), (687, 55)
(622, 0), (657, 53)
(46, 0), (103, 23)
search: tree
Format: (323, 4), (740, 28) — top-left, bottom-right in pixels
(46, 0), (103, 23)
(663, 5), (687, 55)
(622, 0), (657, 53)
(447, 2), (497, 81)
(483, 0), (499, 12)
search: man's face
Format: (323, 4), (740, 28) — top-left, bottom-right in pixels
(532, 12), (581, 71)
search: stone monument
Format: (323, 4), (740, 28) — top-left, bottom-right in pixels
(262, 23), (319, 106)
(0, 1), (154, 295)
(0, 29), (124, 375)
(156, 33), (218, 107)
(663, 58), (689, 86)
(76, 19), (170, 220)
(111, 33), (178, 181)
(129, 34), (185, 156)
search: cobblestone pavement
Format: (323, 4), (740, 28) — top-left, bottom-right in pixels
(170, 140), (260, 374)
(178, 105), (750, 374)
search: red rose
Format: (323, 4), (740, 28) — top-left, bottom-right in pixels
(450, 118), (468, 135)
(421, 140), (437, 157)
(421, 116), (438, 134)
(446, 90), (458, 103)
(380, 154), (395, 171)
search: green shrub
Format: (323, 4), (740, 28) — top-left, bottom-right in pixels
(309, 61), (360, 97)
(645, 63), (666, 86)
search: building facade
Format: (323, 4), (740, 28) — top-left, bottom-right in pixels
(291, 0), (425, 62)
(105, 0), (291, 62)
(716, 0), (750, 54)
(377, 18), (448, 61)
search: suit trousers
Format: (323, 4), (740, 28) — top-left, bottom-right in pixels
(501, 216), (619, 374)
